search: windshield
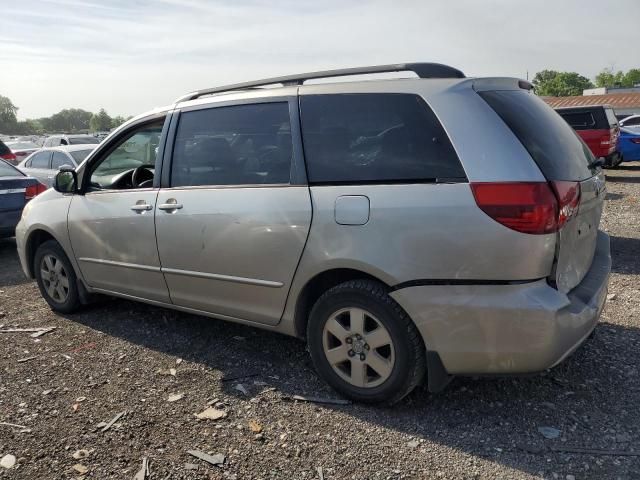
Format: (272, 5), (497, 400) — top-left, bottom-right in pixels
(70, 149), (93, 163)
(69, 136), (100, 145)
(0, 159), (23, 177)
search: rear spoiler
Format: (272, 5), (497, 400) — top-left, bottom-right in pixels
(471, 77), (533, 92)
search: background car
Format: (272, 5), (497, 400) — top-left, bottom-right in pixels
(0, 159), (46, 238)
(618, 127), (640, 162)
(0, 139), (18, 164)
(556, 105), (621, 166)
(18, 145), (95, 186)
(43, 134), (101, 147)
(5, 140), (40, 164)
(619, 114), (640, 130)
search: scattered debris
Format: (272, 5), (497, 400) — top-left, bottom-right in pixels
(0, 454), (16, 469)
(72, 463), (89, 474)
(69, 342), (97, 353)
(607, 293), (617, 301)
(101, 410), (126, 432)
(549, 445), (640, 457)
(72, 450), (90, 460)
(187, 450), (225, 466)
(42, 389), (52, 395)
(17, 356), (37, 363)
(537, 426), (561, 439)
(0, 326), (57, 337)
(248, 420), (263, 433)
(0, 422), (29, 430)
(407, 439), (420, 448)
(132, 457), (150, 480)
(288, 395), (351, 406)
(158, 368), (177, 377)
(75, 396), (87, 402)
(221, 373), (259, 383)
(195, 407), (226, 421)
(317, 466), (325, 480)
(234, 383), (249, 395)
(184, 463), (199, 470)
(167, 393), (185, 403)
(176, 358), (183, 365)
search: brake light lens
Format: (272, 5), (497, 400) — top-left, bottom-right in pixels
(25, 182), (48, 200)
(0, 152), (17, 163)
(471, 181), (580, 235)
(631, 138), (640, 145)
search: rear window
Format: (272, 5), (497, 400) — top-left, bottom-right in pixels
(0, 159), (22, 177)
(480, 90), (596, 181)
(0, 140), (10, 156)
(300, 93), (466, 184)
(70, 149), (93, 164)
(557, 111), (596, 130)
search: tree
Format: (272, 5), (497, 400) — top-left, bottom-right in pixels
(40, 108), (93, 133)
(89, 108), (113, 131)
(595, 67), (640, 88)
(0, 94), (18, 133)
(111, 115), (127, 129)
(532, 70), (594, 97)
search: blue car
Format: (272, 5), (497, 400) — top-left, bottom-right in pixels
(0, 159), (46, 238)
(618, 127), (640, 163)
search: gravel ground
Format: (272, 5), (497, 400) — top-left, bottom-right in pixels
(1, 164), (640, 480)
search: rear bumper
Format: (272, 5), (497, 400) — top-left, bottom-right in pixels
(390, 231), (611, 375)
(0, 209), (22, 238)
(605, 152), (621, 166)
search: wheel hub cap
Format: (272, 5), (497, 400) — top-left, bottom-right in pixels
(40, 254), (69, 303)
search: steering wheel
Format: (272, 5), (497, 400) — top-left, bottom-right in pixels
(131, 165), (154, 188)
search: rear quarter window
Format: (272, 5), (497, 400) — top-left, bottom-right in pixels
(480, 90), (596, 181)
(0, 140), (10, 156)
(558, 111), (596, 130)
(299, 93), (466, 184)
(0, 159), (22, 177)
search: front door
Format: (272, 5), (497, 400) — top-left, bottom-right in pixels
(155, 101), (311, 325)
(68, 117), (171, 303)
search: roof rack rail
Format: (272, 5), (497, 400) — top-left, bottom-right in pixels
(175, 62), (465, 103)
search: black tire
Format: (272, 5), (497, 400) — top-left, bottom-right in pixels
(307, 279), (426, 405)
(34, 240), (81, 314)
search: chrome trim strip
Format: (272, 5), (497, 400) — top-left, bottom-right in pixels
(78, 257), (161, 272)
(0, 188), (26, 195)
(161, 267), (283, 288)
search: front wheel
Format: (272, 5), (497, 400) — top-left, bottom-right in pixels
(34, 240), (81, 314)
(307, 280), (426, 405)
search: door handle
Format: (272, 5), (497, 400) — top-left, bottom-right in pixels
(131, 203), (153, 212)
(158, 199), (183, 212)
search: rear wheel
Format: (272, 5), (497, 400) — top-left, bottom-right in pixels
(307, 280), (425, 405)
(34, 240), (81, 313)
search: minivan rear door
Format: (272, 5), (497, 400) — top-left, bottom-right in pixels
(479, 90), (605, 293)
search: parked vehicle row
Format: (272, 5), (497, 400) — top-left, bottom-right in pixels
(18, 145), (95, 187)
(0, 159), (46, 238)
(556, 105), (640, 166)
(15, 63), (611, 404)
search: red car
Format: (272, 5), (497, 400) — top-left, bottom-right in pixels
(556, 105), (621, 167)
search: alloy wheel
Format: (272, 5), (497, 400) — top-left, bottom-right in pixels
(40, 254), (70, 303)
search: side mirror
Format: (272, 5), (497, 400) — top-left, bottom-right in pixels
(53, 166), (78, 194)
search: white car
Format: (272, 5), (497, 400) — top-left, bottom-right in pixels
(18, 145), (95, 186)
(619, 114), (640, 129)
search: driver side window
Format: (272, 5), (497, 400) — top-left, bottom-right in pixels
(89, 119), (164, 190)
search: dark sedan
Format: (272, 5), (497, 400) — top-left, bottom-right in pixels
(0, 159), (47, 238)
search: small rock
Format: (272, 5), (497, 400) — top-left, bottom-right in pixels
(607, 293), (617, 301)
(75, 397), (86, 402)
(407, 439), (420, 448)
(42, 389), (52, 395)
(248, 420), (263, 433)
(176, 358), (183, 365)
(195, 407), (227, 421)
(72, 449), (90, 460)
(538, 426), (561, 439)
(254, 433), (264, 441)
(184, 463), (198, 470)
(167, 393), (184, 403)
(0, 454), (16, 469)
(72, 463), (89, 474)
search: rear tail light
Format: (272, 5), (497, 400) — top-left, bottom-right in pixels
(0, 152), (17, 163)
(25, 182), (48, 200)
(631, 138), (640, 145)
(471, 181), (580, 235)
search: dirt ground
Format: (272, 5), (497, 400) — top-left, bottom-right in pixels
(1, 164), (639, 480)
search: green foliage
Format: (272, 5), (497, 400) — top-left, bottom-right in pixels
(111, 115), (127, 129)
(595, 68), (640, 88)
(0, 95), (19, 133)
(39, 108), (93, 133)
(89, 108), (113, 131)
(532, 70), (594, 97)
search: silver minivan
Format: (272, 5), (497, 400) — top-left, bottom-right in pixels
(15, 64), (611, 404)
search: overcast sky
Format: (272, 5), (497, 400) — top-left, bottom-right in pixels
(1, 0), (638, 119)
